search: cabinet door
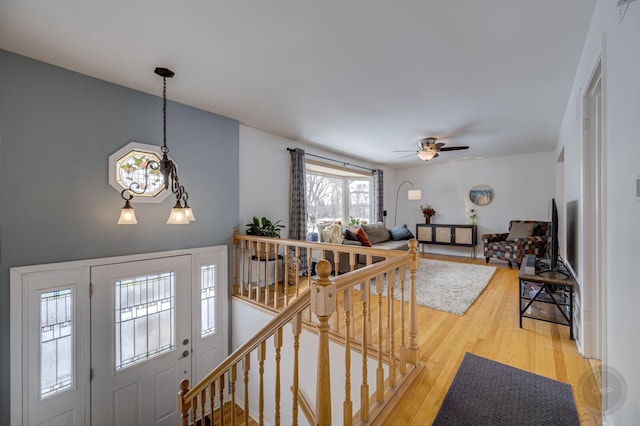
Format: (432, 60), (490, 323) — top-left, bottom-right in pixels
(417, 225), (433, 242)
(455, 227), (473, 245)
(435, 226), (452, 243)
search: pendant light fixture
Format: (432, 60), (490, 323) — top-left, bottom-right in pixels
(117, 67), (195, 224)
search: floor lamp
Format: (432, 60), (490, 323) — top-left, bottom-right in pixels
(394, 180), (422, 226)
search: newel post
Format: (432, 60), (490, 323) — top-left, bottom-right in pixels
(312, 260), (336, 426)
(178, 379), (190, 426)
(406, 239), (419, 365)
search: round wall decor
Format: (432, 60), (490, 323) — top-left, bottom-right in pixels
(469, 184), (494, 206)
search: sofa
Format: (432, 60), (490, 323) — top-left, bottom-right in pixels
(482, 220), (549, 267)
(313, 222), (414, 274)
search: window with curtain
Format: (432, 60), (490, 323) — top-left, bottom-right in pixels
(305, 160), (372, 226)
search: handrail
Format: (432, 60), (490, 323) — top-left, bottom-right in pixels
(182, 287), (311, 403)
(181, 233), (420, 425)
(233, 228), (407, 258)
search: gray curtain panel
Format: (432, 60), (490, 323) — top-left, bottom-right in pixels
(289, 148), (308, 274)
(372, 169), (384, 224)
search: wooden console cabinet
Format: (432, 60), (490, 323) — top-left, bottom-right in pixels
(416, 223), (477, 258)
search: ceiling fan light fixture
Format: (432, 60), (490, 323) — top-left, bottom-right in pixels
(418, 150), (437, 161)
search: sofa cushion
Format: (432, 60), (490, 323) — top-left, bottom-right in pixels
(322, 223), (345, 244)
(353, 227), (372, 247)
(506, 222), (535, 241)
(342, 226), (359, 241)
(362, 223), (390, 244)
(389, 224), (415, 240)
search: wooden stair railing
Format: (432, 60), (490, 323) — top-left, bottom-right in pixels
(178, 235), (420, 425)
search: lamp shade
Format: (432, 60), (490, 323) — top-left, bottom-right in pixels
(167, 201), (190, 224)
(117, 201), (138, 224)
(408, 189), (422, 200)
(418, 150), (437, 161)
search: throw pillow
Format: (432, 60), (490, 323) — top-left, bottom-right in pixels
(352, 227), (372, 247)
(322, 223), (345, 244)
(342, 226), (359, 241)
(506, 222), (536, 241)
(362, 223), (391, 244)
(389, 224), (415, 240)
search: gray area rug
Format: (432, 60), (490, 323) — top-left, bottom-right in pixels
(434, 353), (579, 426)
(375, 259), (496, 315)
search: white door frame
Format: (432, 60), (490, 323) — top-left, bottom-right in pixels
(581, 54), (607, 361)
(10, 246), (228, 426)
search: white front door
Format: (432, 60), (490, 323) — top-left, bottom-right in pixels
(90, 256), (192, 426)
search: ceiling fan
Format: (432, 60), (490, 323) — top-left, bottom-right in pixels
(395, 137), (470, 161)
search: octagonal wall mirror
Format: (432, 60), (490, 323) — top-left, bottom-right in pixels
(469, 184), (494, 206)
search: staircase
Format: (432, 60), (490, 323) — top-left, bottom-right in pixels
(178, 231), (423, 425)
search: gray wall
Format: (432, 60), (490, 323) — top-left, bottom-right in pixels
(0, 49), (239, 423)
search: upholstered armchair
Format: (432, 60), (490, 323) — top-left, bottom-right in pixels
(482, 221), (549, 267)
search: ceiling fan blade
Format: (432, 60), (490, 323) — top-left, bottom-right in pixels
(433, 153), (440, 158)
(434, 142), (446, 149)
(438, 146), (469, 151)
(396, 153), (417, 159)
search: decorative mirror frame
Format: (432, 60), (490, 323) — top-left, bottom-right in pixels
(469, 184), (494, 206)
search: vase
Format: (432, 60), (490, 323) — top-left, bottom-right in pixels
(425, 217), (431, 224)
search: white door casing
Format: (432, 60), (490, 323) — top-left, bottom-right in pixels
(10, 246), (229, 426)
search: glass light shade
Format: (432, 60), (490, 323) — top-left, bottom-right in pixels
(418, 150), (437, 161)
(167, 201), (190, 224)
(408, 189), (422, 200)
(183, 202), (196, 222)
(117, 202), (138, 225)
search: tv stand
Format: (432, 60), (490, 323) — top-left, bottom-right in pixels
(518, 254), (576, 339)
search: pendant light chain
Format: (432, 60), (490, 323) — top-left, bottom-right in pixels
(162, 76), (169, 155)
(117, 66), (195, 224)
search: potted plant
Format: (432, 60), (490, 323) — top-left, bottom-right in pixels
(245, 216), (285, 259)
(245, 216), (285, 237)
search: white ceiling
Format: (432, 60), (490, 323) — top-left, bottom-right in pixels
(0, 1), (596, 167)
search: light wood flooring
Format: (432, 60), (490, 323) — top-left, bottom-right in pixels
(377, 253), (602, 425)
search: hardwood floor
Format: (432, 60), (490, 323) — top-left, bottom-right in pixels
(380, 253), (602, 425)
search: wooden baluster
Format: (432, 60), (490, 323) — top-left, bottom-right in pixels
(388, 269), (397, 387)
(248, 242), (254, 300)
(210, 381), (216, 426)
(312, 260), (336, 426)
(399, 265), (407, 374)
(349, 251), (356, 272)
(291, 313), (302, 426)
(343, 288), (353, 426)
(200, 389), (206, 426)
(256, 242), (262, 303)
(258, 341), (266, 425)
(274, 327), (283, 426)
(191, 397), (198, 426)
(366, 256), (373, 344)
(230, 365), (237, 426)
(376, 273), (384, 402)
(360, 278), (371, 422)
(243, 354), (250, 426)
(240, 237), (246, 297)
(284, 245), (290, 306)
(333, 249), (340, 277)
(179, 379), (190, 426)
(274, 243), (280, 309)
(406, 239), (419, 365)
(264, 243), (270, 306)
(219, 375), (225, 426)
(233, 227), (239, 294)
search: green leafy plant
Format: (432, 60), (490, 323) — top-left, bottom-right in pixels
(245, 216), (285, 237)
(348, 216), (361, 226)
